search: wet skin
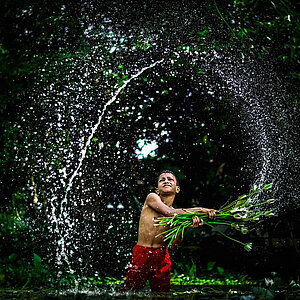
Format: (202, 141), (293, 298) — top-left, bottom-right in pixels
(137, 173), (217, 248)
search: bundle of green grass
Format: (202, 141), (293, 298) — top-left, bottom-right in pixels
(156, 183), (275, 251)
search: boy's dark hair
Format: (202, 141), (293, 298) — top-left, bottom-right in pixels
(157, 170), (180, 186)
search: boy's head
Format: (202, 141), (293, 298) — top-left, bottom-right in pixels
(156, 170), (180, 196)
(157, 170), (180, 186)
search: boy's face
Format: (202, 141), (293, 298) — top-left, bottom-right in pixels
(156, 173), (180, 195)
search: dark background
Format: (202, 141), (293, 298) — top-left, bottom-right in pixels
(0, 0), (299, 288)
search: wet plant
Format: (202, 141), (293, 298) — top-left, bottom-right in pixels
(156, 183), (275, 251)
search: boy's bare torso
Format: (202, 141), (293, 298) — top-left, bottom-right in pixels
(135, 173), (216, 249)
(137, 201), (168, 248)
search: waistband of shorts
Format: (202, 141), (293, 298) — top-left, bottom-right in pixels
(134, 244), (168, 251)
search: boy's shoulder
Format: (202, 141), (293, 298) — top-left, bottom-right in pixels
(147, 192), (158, 197)
(145, 192), (161, 203)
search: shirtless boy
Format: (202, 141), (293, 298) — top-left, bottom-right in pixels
(119, 170), (217, 292)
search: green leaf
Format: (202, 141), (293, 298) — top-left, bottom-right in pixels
(189, 264), (197, 278)
(206, 261), (216, 271)
(8, 253), (18, 262)
(238, 194), (247, 200)
(263, 183), (272, 190)
(244, 242), (252, 252)
(33, 253), (42, 269)
(217, 266), (225, 275)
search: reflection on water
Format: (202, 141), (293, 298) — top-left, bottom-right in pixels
(2, 284), (300, 300)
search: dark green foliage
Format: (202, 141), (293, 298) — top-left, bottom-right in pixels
(171, 261), (256, 285)
(0, 252), (54, 288)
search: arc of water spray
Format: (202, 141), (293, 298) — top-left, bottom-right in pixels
(61, 58), (164, 208)
(54, 58), (164, 272)
(216, 68), (273, 194)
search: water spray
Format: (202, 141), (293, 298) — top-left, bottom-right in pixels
(52, 58), (164, 277)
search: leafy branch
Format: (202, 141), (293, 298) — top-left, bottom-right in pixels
(155, 183), (275, 251)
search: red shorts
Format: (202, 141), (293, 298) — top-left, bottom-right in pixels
(119, 244), (171, 292)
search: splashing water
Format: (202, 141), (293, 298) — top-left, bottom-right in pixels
(62, 59), (164, 205)
(213, 56), (298, 213)
(51, 58), (164, 275)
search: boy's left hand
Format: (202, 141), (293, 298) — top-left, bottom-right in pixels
(190, 216), (204, 228)
(206, 209), (217, 220)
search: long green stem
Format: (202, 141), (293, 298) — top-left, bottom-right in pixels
(249, 199), (274, 208)
(206, 221), (233, 226)
(206, 223), (245, 246)
(213, 0), (235, 36)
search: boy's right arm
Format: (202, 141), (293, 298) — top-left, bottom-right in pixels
(181, 207), (217, 219)
(146, 193), (186, 217)
(146, 193), (217, 219)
